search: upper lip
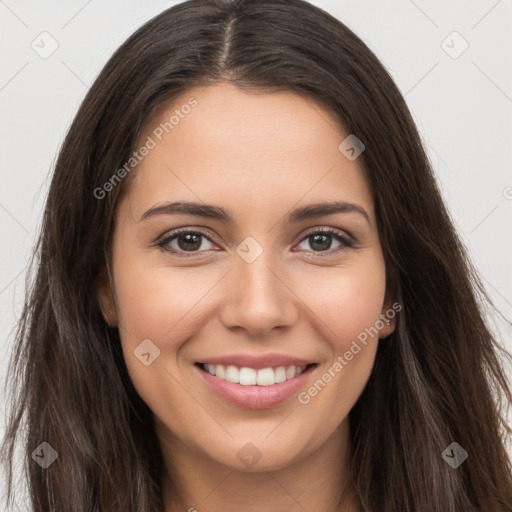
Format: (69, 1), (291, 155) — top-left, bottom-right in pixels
(197, 353), (316, 370)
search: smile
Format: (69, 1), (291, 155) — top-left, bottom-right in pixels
(197, 363), (311, 386)
(194, 356), (318, 410)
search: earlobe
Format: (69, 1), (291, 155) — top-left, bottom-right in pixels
(378, 315), (395, 339)
(379, 298), (399, 339)
(95, 269), (118, 327)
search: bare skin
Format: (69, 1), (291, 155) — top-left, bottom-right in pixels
(97, 83), (396, 512)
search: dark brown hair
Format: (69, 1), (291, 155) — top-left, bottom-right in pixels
(2, 0), (511, 510)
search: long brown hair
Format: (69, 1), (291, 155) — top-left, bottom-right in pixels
(2, 0), (511, 510)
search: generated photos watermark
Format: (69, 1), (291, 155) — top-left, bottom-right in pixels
(93, 96), (198, 200)
(298, 301), (402, 405)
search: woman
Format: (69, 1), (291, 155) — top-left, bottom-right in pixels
(2, 0), (511, 510)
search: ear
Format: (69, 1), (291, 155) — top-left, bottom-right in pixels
(378, 294), (399, 339)
(95, 267), (118, 327)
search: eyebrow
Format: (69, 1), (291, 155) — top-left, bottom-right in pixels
(139, 200), (371, 226)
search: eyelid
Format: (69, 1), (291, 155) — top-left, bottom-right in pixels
(154, 226), (217, 247)
(153, 227), (217, 259)
(154, 225), (355, 256)
(300, 225), (353, 243)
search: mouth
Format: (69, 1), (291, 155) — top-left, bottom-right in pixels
(194, 360), (318, 410)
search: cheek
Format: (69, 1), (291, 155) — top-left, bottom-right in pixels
(113, 262), (212, 342)
(289, 256), (386, 425)
(295, 255), (387, 348)
(113, 263), (222, 393)
(111, 260), (212, 420)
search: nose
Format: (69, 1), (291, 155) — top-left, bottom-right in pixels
(219, 251), (298, 338)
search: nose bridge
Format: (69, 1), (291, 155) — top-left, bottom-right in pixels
(220, 237), (297, 336)
(239, 251), (280, 300)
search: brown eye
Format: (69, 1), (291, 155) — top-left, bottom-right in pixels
(157, 229), (215, 256)
(296, 228), (353, 253)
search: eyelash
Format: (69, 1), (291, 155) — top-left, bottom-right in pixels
(155, 227), (355, 258)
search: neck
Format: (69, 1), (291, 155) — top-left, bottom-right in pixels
(158, 419), (358, 512)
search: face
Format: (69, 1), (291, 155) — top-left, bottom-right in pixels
(98, 83), (395, 473)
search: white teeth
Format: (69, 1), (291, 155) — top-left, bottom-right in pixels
(256, 367), (275, 386)
(215, 364), (225, 379)
(202, 363), (308, 385)
(225, 365), (239, 383)
(239, 367), (257, 385)
(274, 366), (287, 383)
(286, 366), (296, 379)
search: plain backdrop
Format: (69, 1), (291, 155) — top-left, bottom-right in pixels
(1, 0), (511, 508)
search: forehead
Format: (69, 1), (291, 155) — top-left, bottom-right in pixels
(146, 83), (347, 157)
(121, 83), (374, 223)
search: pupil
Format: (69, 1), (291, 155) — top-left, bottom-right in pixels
(178, 233), (201, 251)
(310, 234), (330, 251)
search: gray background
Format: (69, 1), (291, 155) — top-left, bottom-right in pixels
(1, 0), (511, 508)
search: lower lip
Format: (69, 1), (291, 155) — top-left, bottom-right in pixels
(195, 364), (317, 410)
